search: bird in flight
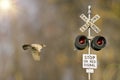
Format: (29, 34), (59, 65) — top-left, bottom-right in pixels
(22, 44), (46, 61)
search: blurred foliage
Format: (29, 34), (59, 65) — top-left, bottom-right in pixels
(0, 0), (120, 80)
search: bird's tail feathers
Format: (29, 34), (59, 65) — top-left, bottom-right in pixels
(32, 53), (40, 61)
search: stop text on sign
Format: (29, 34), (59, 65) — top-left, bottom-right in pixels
(83, 54), (97, 69)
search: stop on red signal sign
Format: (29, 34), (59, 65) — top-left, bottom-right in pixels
(83, 54), (97, 69)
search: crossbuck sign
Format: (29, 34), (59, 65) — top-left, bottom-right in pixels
(80, 13), (101, 33)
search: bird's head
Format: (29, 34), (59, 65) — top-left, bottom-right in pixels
(41, 44), (46, 48)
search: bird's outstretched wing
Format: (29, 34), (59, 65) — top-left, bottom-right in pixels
(22, 44), (46, 61)
(23, 44), (31, 50)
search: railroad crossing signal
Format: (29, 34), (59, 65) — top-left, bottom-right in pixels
(74, 5), (107, 80)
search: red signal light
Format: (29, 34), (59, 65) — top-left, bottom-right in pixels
(97, 37), (103, 45)
(79, 37), (86, 44)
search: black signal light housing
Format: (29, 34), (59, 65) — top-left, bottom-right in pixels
(91, 36), (106, 51)
(74, 35), (88, 50)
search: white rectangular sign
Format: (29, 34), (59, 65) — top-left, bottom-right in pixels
(83, 54), (97, 69)
(86, 69), (94, 73)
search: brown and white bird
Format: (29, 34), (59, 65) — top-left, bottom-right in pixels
(22, 44), (46, 61)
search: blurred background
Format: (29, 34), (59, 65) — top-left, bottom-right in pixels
(0, 0), (120, 80)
